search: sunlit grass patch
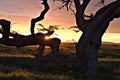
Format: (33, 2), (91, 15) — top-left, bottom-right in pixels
(98, 58), (120, 62)
(0, 69), (30, 79)
(0, 53), (34, 59)
(0, 65), (73, 80)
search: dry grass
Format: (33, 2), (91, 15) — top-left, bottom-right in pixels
(0, 43), (120, 80)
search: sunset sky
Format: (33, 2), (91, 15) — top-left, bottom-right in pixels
(0, 0), (120, 43)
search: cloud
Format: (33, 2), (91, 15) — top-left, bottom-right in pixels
(0, 14), (31, 24)
(0, 0), (120, 33)
(0, 0), (42, 17)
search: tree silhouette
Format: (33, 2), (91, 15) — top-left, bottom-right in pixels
(0, 0), (61, 56)
(0, 0), (120, 77)
(35, 0), (120, 76)
(30, 0), (50, 35)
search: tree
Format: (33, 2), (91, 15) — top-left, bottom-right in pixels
(0, 0), (120, 77)
(0, 0), (61, 57)
(34, 0), (120, 76)
(0, 19), (61, 57)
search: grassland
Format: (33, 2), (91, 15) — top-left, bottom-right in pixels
(0, 43), (120, 80)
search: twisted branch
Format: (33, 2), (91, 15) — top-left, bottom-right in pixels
(30, 0), (50, 35)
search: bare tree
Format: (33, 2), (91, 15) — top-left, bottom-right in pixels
(35, 0), (120, 76)
(0, 0), (60, 57)
(0, 0), (120, 77)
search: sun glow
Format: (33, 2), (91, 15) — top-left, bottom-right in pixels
(45, 36), (51, 40)
(1, 22), (119, 43)
(102, 33), (120, 43)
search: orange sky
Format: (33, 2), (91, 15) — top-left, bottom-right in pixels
(0, 0), (120, 43)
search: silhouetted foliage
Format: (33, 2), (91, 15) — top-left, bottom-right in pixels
(0, 0), (120, 77)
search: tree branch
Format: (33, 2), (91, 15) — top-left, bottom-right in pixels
(76, 0), (120, 58)
(82, 0), (91, 11)
(0, 31), (54, 47)
(74, 0), (91, 32)
(114, 7), (120, 18)
(30, 0), (50, 35)
(91, 6), (120, 48)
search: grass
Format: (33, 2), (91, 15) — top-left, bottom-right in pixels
(0, 43), (120, 80)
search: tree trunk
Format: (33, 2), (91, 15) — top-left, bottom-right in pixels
(76, 1), (120, 76)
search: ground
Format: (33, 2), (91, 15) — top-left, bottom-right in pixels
(0, 43), (120, 80)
